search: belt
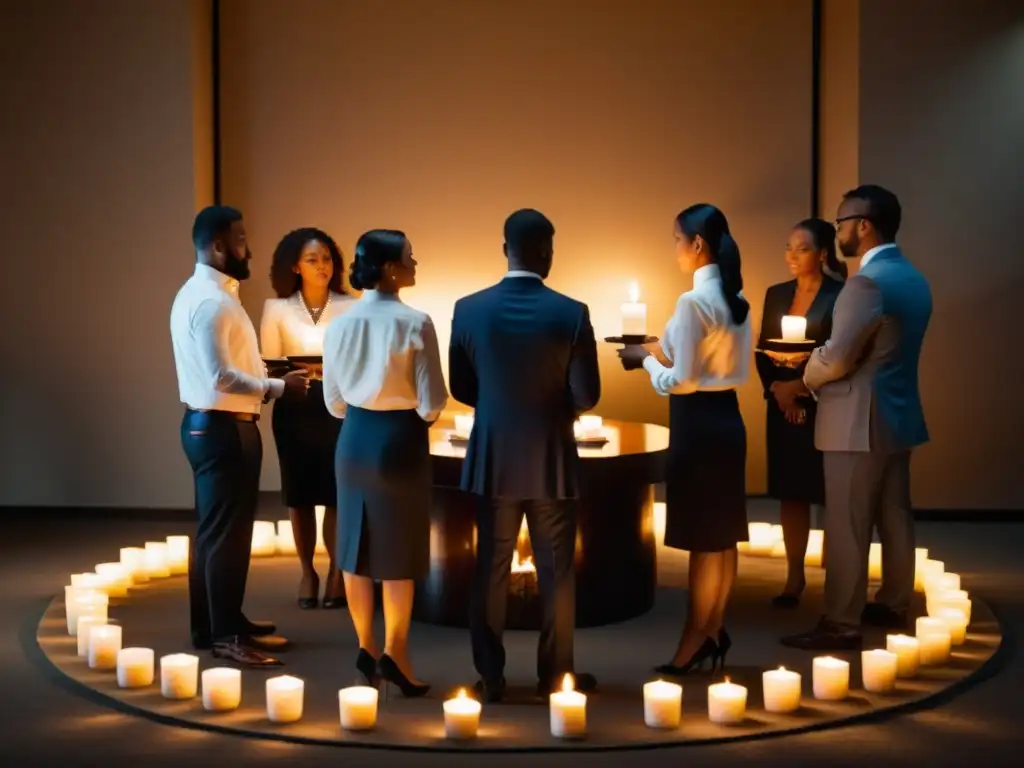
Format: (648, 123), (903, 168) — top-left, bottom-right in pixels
(185, 408), (259, 423)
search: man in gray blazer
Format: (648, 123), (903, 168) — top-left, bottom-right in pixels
(780, 185), (932, 650)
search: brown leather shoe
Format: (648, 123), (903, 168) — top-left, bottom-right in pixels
(242, 633), (291, 651)
(212, 638), (283, 667)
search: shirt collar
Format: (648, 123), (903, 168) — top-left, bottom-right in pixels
(860, 243), (898, 268)
(693, 263), (721, 289)
(504, 270), (543, 280)
(360, 289), (401, 303)
(194, 262), (240, 295)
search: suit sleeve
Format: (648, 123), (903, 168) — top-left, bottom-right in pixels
(567, 304), (601, 413)
(447, 302), (478, 407)
(754, 286), (777, 398)
(804, 276), (883, 391)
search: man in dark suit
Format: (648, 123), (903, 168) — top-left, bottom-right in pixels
(449, 209), (601, 701)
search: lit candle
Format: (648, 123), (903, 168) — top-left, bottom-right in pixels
(77, 616), (106, 658)
(805, 529), (824, 567)
(916, 616), (948, 640)
(620, 282), (647, 337)
(643, 679), (682, 729)
(202, 667), (242, 711)
(918, 632), (952, 666)
(912, 548), (929, 592)
(925, 567), (957, 595)
(166, 535), (189, 575)
(71, 571), (115, 598)
(66, 591), (108, 635)
(251, 521), (277, 557)
(119, 547), (149, 583)
(144, 542), (171, 578)
(886, 635), (920, 678)
(161, 653), (199, 699)
(549, 673), (587, 739)
(937, 607), (968, 646)
(454, 413), (474, 438)
(861, 649), (898, 693)
(95, 562), (131, 597)
(88, 624), (122, 670)
(770, 537), (787, 558)
(443, 688), (482, 740)
(266, 675), (304, 723)
(916, 559), (944, 594)
(868, 542), (882, 582)
(117, 647), (155, 688)
(338, 686), (378, 731)
(780, 315), (807, 341)
(276, 520), (298, 556)
(762, 667), (802, 713)
(747, 523), (774, 556)
(812, 656), (849, 701)
(707, 678), (747, 724)
(928, 589), (971, 623)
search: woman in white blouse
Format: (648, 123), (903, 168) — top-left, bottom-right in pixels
(322, 229), (448, 698)
(618, 204), (752, 677)
(261, 228), (355, 610)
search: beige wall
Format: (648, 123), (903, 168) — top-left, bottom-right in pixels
(0, 0), (214, 507)
(219, 0), (815, 493)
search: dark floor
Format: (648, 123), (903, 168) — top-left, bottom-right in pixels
(2, 502), (1022, 766)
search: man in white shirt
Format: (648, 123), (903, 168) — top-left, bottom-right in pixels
(170, 205), (308, 667)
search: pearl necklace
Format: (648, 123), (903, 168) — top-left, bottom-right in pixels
(299, 291), (331, 325)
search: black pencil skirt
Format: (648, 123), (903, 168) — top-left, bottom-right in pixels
(271, 380), (342, 508)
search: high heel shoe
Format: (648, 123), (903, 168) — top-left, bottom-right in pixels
(716, 629), (732, 672)
(771, 579), (805, 609)
(654, 636), (719, 677)
(297, 574), (320, 610)
(355, 648), (379, 686)
(378, 654), (430, 699)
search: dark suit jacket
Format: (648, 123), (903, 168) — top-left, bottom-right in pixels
(448, 276), (601, 500)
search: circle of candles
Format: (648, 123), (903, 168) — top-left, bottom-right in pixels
(886, 635), (920, 678)
(868, 542), (883, 582)
(77, 615), (107, 658)
(804, 529), (825, 567)
(643, 679), (683, 729)
(202, 667), (242, 711)
(708, 678), (747, 724)
(144, 542), (171, 578)
(549, 674), (586, 738)
(443, 688), (482, 739)
(166, 535), (190, 575)
(338, 686), (378, 731)
(117, 647), (155, 688)
(67, 591), (108, 635)
(275, 521), (298, 556)
(266, 675), (304, 723)
(88, 624), (122, 670)
(861, 649), (898, 693)
(762, 667), (801, 713)
(161, 653), (199, 699)
(747, 523), (774, 556)
(251, 521), (278, 557)
(919, 632), (952, 665)
(95, 562), (131, 597)
(937, 607), (968, 645)
(812, 656), (849, 701)
(119, 547), (150, 583)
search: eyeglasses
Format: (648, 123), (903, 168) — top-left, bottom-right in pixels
(835, 215), (868, 227)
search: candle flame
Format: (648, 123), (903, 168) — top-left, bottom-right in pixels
(456, 688), (467, 700)
(628, 281), (640, 303)
(724, 676), (731, 684)
(561, 673), (574, 692)
(778, 665), (786, 671)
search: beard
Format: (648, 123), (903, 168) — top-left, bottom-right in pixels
(223, 251), (251, 280)
(838, 233), (860, 259)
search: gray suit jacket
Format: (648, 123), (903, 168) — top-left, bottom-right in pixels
(804, 247), (932, 453)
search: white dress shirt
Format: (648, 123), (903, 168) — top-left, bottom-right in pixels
(642, 264), (752, 395)
(858, 242), (898, 269)
(170, 263), (284, 414)
(322, 290), (449, 421)
(260, 291), (355, 357)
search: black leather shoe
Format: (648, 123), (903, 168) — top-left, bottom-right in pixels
(861, 603), (907, 629)
(473, 677), (507, 703)
(781, 619), (862, 651)
(536, 672), (597, 697)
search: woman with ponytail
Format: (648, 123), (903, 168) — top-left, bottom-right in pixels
(755, 219), (844, 608)
(618, 204), (752, 676)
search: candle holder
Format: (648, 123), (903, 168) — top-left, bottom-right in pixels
(603, 335), (659, 346)
(758, 338), (817, 353)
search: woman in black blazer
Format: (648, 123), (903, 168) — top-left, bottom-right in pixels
(756, 218), (845, 607)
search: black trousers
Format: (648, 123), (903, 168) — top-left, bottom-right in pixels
(180, 410), (262, 642)
(470, 498), (577, 685)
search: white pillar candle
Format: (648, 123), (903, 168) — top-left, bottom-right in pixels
(71, 572), (116, 598)
(780, 315), (807, 341)
(886, 634), (920, 678)
(912, 548), (929, 592)
(275, 520), (298, 556)
(443, 688), (482, 739)
(812, 656), (849, 701)
(643, 679), (682, 728)
(770, 538), (787, 558)
(454, 413), (474, 438)
(66, 591), (108, 635)
(708, 679), (747, 724)
(266, 675), (305, 723)
(578, 414), (603, 434)
(928, 572), (960, 594)
(805, 529), (824, 567)
(338, 686), (378, 731)
(315, 505), (327, 554)
(937, 607), (968, 645)
(119, 547), (150, 583)
(202, 667), (242, 711)
(549, 674), (587, 738)
(77, 616), (107, 657)
(928, 589), (971, 623)
(144, 542), (171, 578)
(94, 562), (131, 597)
(747, 522), (774, 556)
(88, 624), (122, 670)
(916, 559), (944, 594)
(861, 649), (898, 693)
(117, 647), (155, 688)
(161, 653), (199, 699)
(166, 535), (189, 575)
(916, 616), (948, 640)
(868, 542), (882, 582)
(251, 521), (277, 557)
(762, 667), (801, 713)
(620, 282), (647, 336)
(919, 632), (952, 666)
